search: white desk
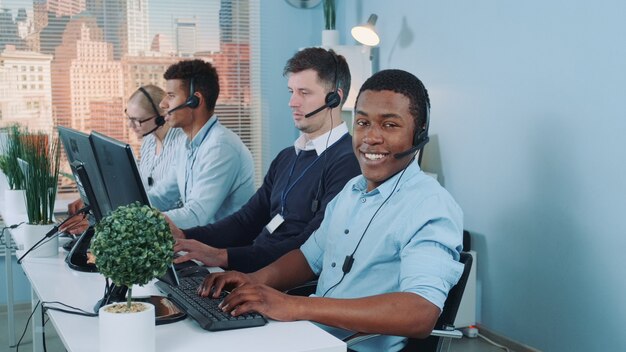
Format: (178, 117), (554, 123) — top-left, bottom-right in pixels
(4, 203), (346, 352)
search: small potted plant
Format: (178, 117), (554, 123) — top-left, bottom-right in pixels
(20, 130), (61, 257)
(0, 125), (27, 214)
(90, 202), (174, 352)
(322, 0), (338, 46)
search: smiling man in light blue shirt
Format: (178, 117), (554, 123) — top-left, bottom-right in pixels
(148, 59), (255, 229)
(197, 69), (463, 352)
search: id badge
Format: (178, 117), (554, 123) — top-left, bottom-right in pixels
(265, 213), (285, 234)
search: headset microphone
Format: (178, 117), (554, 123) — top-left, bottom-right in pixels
(394, 103), (430, 160)
(305, 51), (341, 118)
(393, 136), (429, 159)
(166, 77), (200, 116)
(138, 86), (166, 137)
(304, 104), (327, 118)
(142, 124), (162, 137)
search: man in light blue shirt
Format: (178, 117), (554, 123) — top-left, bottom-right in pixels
(148, 59), (255, 229)
(196, 70), (464, 352)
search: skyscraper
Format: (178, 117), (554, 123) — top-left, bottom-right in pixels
(86, 0), (149, 59)
(51, 17), (124, 134)
(0, 45), (53, 133)
(175, 17), (196, 56)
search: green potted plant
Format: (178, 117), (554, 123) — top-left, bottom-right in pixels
(20, 130), (61, 257)
(323, 0), (336, 30)
(0, 125), (27, 214)
(90, 202), (174, 352)
(321, 0), (338, 45)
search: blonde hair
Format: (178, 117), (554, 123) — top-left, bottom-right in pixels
(128, 85), (166, 116)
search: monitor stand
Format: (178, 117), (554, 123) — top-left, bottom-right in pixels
(65, 227), (98, 273)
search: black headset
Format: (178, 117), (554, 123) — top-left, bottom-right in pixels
(325, 50), (341, 109)
(393, 97), (431, 161)
(138, 86), (165, 127)
(185, 77), (200, 108)
(166, 77), (200, 115)
(304, 50), (341, 118)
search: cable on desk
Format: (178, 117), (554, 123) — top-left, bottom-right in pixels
(42, 301), (47, 352)
(14, 300), (40, 351)
(43, 301), (99, 317)
(1, 222), (24, 251)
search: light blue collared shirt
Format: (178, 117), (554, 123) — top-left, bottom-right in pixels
(300, 161), (464, 352)
(148, 116), (255, 229)
(139, 127), (186, 194)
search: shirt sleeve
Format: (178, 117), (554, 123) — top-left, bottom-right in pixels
(183, 165), (274, 247)
(227, 151), (360, 272)
(399, 195), (465, 310)
(163, 138), (243, 229)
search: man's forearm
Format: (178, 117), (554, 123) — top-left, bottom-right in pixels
(251, 249), (316, 291)
(297, 292), (440, 339)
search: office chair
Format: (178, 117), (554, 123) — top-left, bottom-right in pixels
(286, 252), (473, 352)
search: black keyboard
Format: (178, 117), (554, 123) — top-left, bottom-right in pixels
(155, 276), (267, 331)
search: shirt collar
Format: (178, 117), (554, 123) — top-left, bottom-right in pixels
(187, 115), (217, 150)
(293, 122), (349, 156)
(352, 160), (421, 198)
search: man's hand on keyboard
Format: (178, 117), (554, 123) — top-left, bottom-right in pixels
(219, 283), (301, 322)
(198, 271), (255, 298)
(198, 271), (302, 322)
(173, 239), (228, 267)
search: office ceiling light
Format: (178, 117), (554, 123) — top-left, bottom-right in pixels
(351, 14), (380, 46)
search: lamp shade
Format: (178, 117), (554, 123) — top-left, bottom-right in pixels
(351, 14), (380, 46)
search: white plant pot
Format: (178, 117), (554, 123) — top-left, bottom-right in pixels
(99, 302), (155, 352)
(5, 189), (27, 215)
(322, 29), (340, 46)
(22, 223), (58, 258)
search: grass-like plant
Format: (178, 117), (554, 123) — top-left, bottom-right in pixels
(91, 202), (174, 310)
(20, 131), (60, 225)
(0, 125), (26, 190)
(323, 0), (336, 30)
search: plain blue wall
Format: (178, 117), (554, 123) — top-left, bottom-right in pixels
(259, 0), (347, 171)
(340, 1), (626, 351)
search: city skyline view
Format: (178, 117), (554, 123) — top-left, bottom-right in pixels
(0, 0), (262, 189)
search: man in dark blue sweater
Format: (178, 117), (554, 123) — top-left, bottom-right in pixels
(169, 47), (361, 273)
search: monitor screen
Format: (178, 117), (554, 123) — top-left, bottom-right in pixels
(89, 131), (149, 213)
(58, 126), (111, 220)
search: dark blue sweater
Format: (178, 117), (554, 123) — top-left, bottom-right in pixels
(183, 133), (360, 272)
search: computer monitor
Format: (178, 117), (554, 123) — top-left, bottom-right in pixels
(89, 131), (149, 211)
(58, 126), (111, 221)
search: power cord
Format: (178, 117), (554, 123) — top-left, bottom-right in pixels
(14, 300), (40, 351)
(1, 222), (25, 251)
(477, 333), (511, 352)
(43, 301), (99, 317)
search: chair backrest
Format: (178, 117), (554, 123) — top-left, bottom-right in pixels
(436, 251), (473, 330)
(403, 251), (474, 352)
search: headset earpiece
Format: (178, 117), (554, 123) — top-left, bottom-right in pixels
(185, 77), (200, 109)
(138, 86), (164, 127)
(325, 91), (340, 109)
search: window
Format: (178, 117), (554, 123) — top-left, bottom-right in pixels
(0, 0), (262, 190)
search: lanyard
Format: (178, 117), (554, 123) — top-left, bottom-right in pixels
(184, 119), (217, 201)
(280, 133), (349, 214)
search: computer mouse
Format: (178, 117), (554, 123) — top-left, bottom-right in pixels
(177, 265), (211, 278)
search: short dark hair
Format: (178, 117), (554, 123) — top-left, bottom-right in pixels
(355, 69), (430, 133)
(164, 59), (220, 113)
(283, 47), (351, 105)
